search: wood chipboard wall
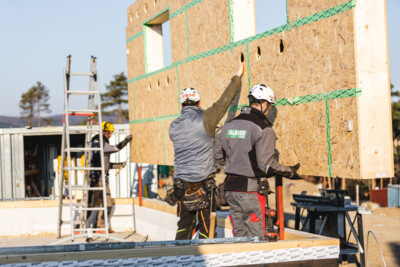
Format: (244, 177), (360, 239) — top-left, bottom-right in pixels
(126, 0), (393, 179)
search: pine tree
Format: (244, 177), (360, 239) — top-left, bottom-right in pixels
(35, 82), (51, 127)
(19, 82), (51, 127)
(101, 72), (128, 124)
(19, 87), (36, 127)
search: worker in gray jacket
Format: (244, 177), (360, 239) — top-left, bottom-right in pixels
(167, 63), (244, 240)
(214, 84), (301, 240)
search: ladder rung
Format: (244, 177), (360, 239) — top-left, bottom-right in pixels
(62, 203), (86, 207)
(67, 91), (99, 95)
(68, 127), (101, 132)
(66, 109), (99, 114)
(61, 220), (81, 225)
(69, 72), (95, 76)
(74, 228), (107, 232)
(66, 147), (102, 152)
(73, 207), (107, 211)
(69, 185), (105, 190)
(69, 167), (103, 171)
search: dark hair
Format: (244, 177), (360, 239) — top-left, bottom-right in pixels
(182, 100), (199, 107)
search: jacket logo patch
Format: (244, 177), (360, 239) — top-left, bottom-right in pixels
(227, 129), (247, 139)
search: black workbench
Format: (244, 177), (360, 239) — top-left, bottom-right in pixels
(291, 201), (366, 266)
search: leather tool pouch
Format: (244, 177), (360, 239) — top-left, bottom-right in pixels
(183, 182), (208, 211)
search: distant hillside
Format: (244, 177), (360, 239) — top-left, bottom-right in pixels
(0, 114), (128, 128)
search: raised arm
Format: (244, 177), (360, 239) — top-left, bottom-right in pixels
(203, 64), (244, 136)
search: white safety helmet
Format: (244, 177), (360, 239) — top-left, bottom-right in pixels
(248, 84), (275, 104)
(180, 87), (200, 104)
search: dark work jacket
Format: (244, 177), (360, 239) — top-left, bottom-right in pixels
(214, 106), (291, 191)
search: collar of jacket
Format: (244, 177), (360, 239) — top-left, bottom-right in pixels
(241, 106), (272, 127)
(181, 105), (205, 114)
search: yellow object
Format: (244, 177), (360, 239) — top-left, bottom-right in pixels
(57, 155), (69, 183)
(144, 184), (149, 198)
(102, 121), (114, 132)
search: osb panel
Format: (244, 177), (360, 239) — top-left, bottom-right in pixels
(274, 102), (329, 176)
(248, 31), (294, 100)
(178, 46), (249, 114)
(164, 119), (175, 166)
(169, 0), (194, 14)
(130, 121), (164, 164)
(170, 13), (188, 63)
(329, 97), (360, 178)
(126, 35), (145, 80)
(134, 67), (179, 119)
(290, 11), (356, 97)
(126, 0), (170, 38)
(287, 0), (350, 22)
(249, 10), (356, 100)
(128, 83), (135, 120)
(187, 0), (231, 56)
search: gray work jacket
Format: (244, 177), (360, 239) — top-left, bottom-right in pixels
(214, 106), (291, 191)
(169, 76), (242, 183)
(169, 107), (214, 182)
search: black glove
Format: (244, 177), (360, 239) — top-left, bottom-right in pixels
(116, 134), (133, 149)
(289, 163), (302, 180)
(165, 187), (178, 206)
(258, 178), (273, 195)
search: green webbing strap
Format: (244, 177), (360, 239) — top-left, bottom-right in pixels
(129, 114), (179, 124)
(229, 0), (234, 43)
(133, 88), (361, 122)
(169, 0), (203, 19)
(128, 60), (184, 84)
(275, 88), (362, 106)
(325, 99), (333, 177)
(185, 10), (190, 58)
(293, 0), (355, 28)
(127, 0), (355, 83)
(126, 31), (143, 44)
(185, 23), (290, 63)
(227, 88), (362, 112)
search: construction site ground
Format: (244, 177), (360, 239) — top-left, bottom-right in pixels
(1, 178), (399, 266)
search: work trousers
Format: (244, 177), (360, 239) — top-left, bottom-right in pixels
(86, 178), (112, 229)
(225, 191), (266, 240)
(175, 199), (213, 240)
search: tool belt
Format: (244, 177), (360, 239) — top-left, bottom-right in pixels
(183, 181), (208, 211)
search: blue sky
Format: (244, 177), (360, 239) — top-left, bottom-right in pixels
(0, 0), (399, 117)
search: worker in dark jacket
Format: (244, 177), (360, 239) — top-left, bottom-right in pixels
(86, 121), (132, 238)
(167, 63), (244, 240)
(214, 84), (301, 240)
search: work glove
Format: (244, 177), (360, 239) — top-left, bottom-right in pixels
(288, 163), (302, 180)
(173, 178), (186, 198)
(258, 178), (273, 195)
(116, 134), (133, 149)
(165, 187), (178, 206)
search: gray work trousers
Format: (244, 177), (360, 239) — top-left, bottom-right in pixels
(225, 191), (266, 240)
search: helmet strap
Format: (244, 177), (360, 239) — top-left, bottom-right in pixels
(263, 102), (272, 116)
